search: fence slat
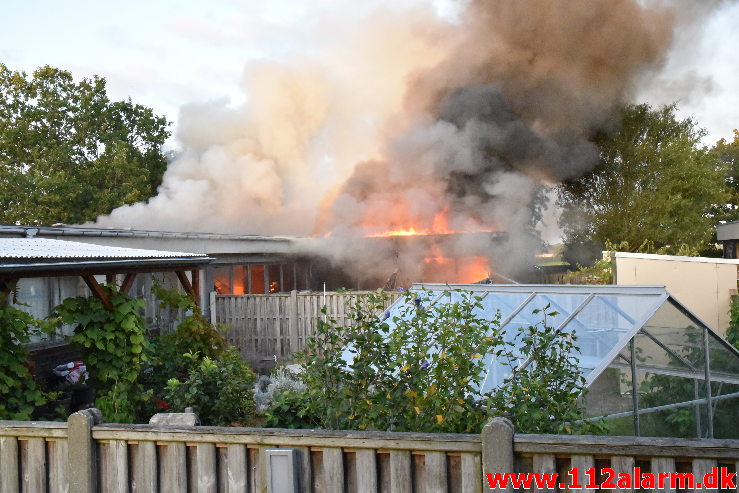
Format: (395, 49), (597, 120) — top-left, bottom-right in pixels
(390, 450), (411, 493)
(356, 449), (378, 493)
(425, 451), (447, 493)
(323, 447), (344, 492)
(23, 437), (47, 493)
(692, 458), (717, 491)
(104, 440), (128, 493)
(1, 436), (20, 493)
(570, 455), (595, 493)
(227, 444), (248, 492)
(132, 441), (157, 493)
(161, 442), (187, 493)
(531, 454), (556, 493)
(651, 457), (676, 493)
(460, 452), (481, 493)
(293, 446), (313, 493)
(609, 456), (634, 493)
(195, 443), (217, 493)
(49, 439), (68, 493)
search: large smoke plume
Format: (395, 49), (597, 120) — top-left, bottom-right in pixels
(96, 0), (692, 284)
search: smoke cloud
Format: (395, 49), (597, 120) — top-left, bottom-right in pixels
(96, 0), (697, 284)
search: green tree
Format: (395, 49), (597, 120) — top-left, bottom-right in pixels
(558, 104), (726, 265)
(0, 64), (170, 225)
(714, 129), (739, 221)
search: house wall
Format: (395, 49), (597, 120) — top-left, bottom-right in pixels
(612, 252), (739, 335)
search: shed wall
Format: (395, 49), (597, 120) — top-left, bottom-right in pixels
(613, 253), (738, 335)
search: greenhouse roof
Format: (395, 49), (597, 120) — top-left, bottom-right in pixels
(386, 283), (739, 438)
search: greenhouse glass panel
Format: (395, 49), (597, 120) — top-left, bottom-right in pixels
(706, 334), (739, 438)
(501, 293), (587, 332)
(558, 294), (661, 377)
(450, 290), (531, 324)
(640, 302), (706, 373)
(351, 284), (739, 438)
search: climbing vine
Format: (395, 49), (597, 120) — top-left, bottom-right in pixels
(0, 294), (48, 419)
(53, 286), (149, 422)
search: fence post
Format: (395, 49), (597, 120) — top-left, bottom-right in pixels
(289, 290), (299, 354)
(210, 291), (217, 325)
(481, 417), (514, 493)
(68, 408), (102, 493)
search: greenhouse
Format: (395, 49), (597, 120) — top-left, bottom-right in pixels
(382, 283), (739, 439)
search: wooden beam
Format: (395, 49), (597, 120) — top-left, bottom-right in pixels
(82, 275), (114, 312)
(120, 274), (136, 295)
(175, 271), (198, 307)
(105, 274), (115, 285)
(191, 269), (200, 306)
(3, 263), (208, 280)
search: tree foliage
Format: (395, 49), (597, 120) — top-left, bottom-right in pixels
(0, 64), (170, 225)
(558, 104), (726, 265)
(714, 129), (739, 222)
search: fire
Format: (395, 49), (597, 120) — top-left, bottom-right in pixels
(366, 208), (493, 238)
(422, 245), (490, 283)
(369, 226), (423, 237)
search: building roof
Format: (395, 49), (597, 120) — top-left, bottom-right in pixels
(0, 224), (298, 256)
(0, 238), (212, 276)
(0, 238), (207, 259)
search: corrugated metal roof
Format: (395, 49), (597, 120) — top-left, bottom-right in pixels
(0, 238), (207, 260)
(0, 224), (297, 241)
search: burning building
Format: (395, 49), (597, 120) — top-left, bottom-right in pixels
(89, 0), (696, 286)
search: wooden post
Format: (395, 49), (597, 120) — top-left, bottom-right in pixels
(82, 275), (114, 312)
(209, 291), (217, 326)
(176, 271), (198, 308)
(67, 409), (99, 493)
(289, 290), (299, 354)
(481, 417), (514, 493)
(191, 268), (201, 309)
(120, 273), (137, 294)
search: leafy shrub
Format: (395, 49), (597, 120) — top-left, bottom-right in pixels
(486, 307), (603, 434)
(254, 368), (306, 413)
(265, 288), (596, 434)
(52, 286), (149, 422)
(0, 295), (48, 419)
(164, 349), (257, 426)
(728, 296), (739, 350)
(141, 283), (232, 419)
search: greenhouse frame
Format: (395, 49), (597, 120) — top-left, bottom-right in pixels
(391, 283), (739, 439)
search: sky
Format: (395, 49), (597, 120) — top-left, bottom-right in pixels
(2, 0), (737, 149)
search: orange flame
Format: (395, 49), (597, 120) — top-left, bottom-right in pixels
(367, 208), (493, 238)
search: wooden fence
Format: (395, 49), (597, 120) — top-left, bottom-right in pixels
(1, 412), (738, 492)
(212, 291), (400, 367)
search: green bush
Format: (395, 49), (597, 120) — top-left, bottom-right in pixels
(0, 295), (48, 419)
(266, 289), (596, 434)
(164, 349), (257, 426)
(141, 283), (233, 419)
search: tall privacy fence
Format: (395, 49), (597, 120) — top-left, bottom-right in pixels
(212, 291), (400, 367)
(1, 411), (738, 492)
